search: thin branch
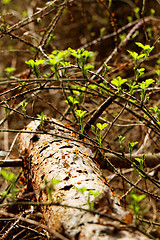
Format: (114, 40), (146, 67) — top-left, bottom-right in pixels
(0, 204), (156, 239)
(0, 211), (69, 240)
(84, 95), (117, 133)
(91, 16), (160, 79)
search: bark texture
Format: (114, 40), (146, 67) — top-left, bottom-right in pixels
(18, 118), (149, 240)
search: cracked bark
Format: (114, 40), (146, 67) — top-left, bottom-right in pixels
(18, 118), (149, 240)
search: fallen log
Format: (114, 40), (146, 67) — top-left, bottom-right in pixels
(1, 153), (160, 168)
(18, 118), (149, 239)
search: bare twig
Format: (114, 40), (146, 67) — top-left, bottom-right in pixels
(84, 95), (117, 133)
(0, 211), (69, 240)
(91, 16), (160, 79)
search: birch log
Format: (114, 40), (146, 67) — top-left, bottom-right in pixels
(18, 118), (149, 240)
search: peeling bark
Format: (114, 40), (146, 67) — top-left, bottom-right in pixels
(18, 118), (149, 240)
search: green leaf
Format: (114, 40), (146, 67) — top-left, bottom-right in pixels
(127, 16), (133, 23)
(21, 101), (28, 109)
(65, 96), (79, 105)
(83, 64), (94, 71)
(88, 84), (97, 90)
(145, 78), (155, 87)
(2, 0), (11, 4)
(111, 76), (127, 89)
(131, 193), (146, 202)
(134, 7), (140, 19)
(91, 125), (95, 132)
(0, 170), (15, 181)
(155, 69), (160, 75)
(135, 158), (141, 164)
(135, 42), (145, 49)
(25, 59), (35, 68)
(129, 141), (138, 148)
(136, 68), (145, 74)
(75, 110), (87, 118)
(37, 112), (46, 119)
(135, 42), (154, 56)
(89, 190), (101, 197)
(76, 186), (87, 193)
(8, 172), (15, 181)
(96, 122), (108, 130)
(103, 62), (111, 76)
(127, 50), (138, 60)
(137, 54), (145, 60)
(150, 8), (155, 16)
(0, 170), (8, 180)
(100, 27), (105, 37)
(5, 67), (16, 73)
(51, 179), (61, 185)
(1, 190), (8, 197)
(35, 59), (44, 66)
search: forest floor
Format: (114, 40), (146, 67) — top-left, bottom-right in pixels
(0, 0), (160, 239)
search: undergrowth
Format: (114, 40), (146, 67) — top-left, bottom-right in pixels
(0, 0), (160, 239)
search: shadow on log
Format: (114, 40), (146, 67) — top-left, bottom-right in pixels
(18, 118), (149, 240)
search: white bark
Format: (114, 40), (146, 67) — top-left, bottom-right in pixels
(18, 118), (149, 240)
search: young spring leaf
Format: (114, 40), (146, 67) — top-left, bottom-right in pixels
(111, 76), (127, 91)
(96, 122), (108, 130)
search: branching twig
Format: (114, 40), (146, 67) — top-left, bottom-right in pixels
(0, 211), (69, 240)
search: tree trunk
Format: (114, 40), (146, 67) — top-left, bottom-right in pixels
(18, 118), (149, 240)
